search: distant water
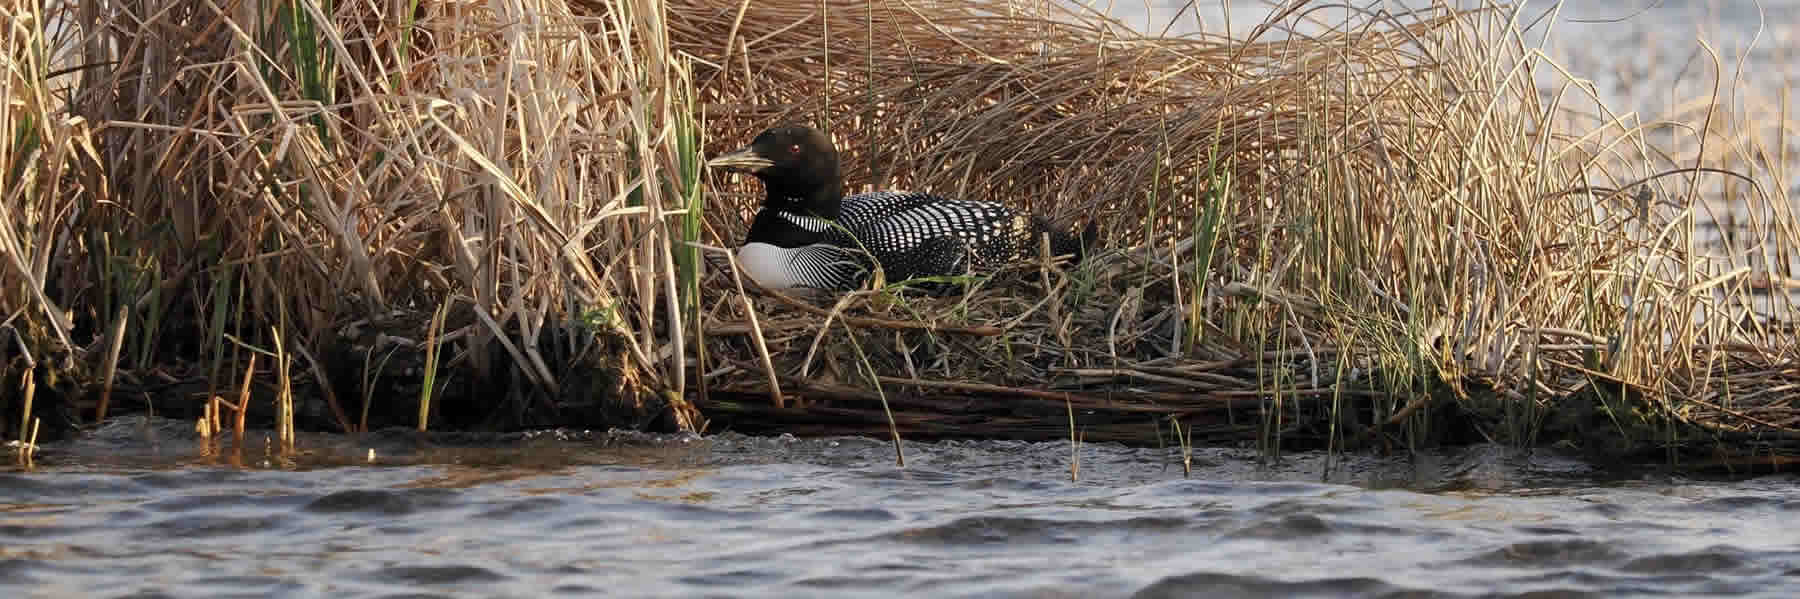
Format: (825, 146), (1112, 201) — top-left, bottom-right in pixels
(2, 417), (1799, 598)
(1107, 0), (1800, 180)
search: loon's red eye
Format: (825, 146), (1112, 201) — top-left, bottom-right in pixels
(789, 143), (802, 155)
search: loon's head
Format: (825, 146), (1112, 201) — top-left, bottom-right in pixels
(708, 125), (843, 219)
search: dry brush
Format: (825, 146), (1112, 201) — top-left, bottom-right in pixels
(0, 0), (1794, 464)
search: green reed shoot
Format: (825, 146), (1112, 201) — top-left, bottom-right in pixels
(269, 325), (295, 452)
(17, 369), (35, 460)
(1067, 398), (1081, 482)
(1169, 415), (1193, 477)
(394, 0), (420, 79)
(1187, 161), (1232, 353)
(5, 113), (36, 191)
(673, 75), (705, 317)
(283, 0), (336, 145)
(95, 304), (128, 423)
(361, 345), (400, 433)
(417, 299), (450, 433)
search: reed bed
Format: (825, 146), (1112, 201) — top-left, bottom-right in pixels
(2, 0), (1796, 464)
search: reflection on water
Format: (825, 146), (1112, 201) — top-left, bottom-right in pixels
(2, 417), (1798, 598)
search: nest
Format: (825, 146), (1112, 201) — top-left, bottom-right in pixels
(672, 0), (1800, 460)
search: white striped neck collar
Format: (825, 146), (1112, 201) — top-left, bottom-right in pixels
(778, 211), (833, 233)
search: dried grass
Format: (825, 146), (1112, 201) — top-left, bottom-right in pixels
(683, 0), (1800, 457)
(4, 0), (703, 434)
(0, 0), (1795, 461)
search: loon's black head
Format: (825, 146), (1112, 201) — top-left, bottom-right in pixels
(708, 125), (843, 219)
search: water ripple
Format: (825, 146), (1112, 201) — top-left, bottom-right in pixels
(1, 421), (1797, 598)
(302, 489), (458, 516)
(1132, 572), (1415, 599)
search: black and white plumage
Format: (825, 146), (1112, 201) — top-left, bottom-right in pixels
(709, 125), (1095, 292)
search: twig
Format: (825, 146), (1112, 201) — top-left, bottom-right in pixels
(718, 246), (785, 408)
(96, 304), (129, 423)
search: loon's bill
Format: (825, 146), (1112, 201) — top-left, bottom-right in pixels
(707, 147), (774, 173)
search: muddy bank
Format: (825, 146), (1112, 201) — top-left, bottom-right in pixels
(1, 308), (692, 443)
(9, 303), (1794, 474)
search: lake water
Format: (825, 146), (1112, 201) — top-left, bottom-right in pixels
(9, 2), (1798, 598)
(3, 417), (1799, 598)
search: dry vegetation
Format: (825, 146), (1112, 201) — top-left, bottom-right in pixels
(2, 0), (1796, 465)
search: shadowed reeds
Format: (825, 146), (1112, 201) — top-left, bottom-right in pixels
(3, 0), (710, 438)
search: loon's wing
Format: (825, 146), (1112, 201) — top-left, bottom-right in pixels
(786, 243), (875, 291)
(876, 235), (972, 285)
(838, 191), (955, 226)
(855, 199), (1021, 266)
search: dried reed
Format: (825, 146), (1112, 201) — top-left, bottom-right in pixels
(686, 0), (1800, 458)
(0, 0), (1794, 462)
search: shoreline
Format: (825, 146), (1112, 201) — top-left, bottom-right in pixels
(4, 0), (1796, 470)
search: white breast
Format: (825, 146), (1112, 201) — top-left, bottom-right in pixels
(736, 243), (802, 289)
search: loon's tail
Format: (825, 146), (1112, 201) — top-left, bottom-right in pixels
(1036, 217), (1101, 265)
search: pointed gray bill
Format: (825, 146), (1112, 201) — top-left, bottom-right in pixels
(706, 147), (774, 173)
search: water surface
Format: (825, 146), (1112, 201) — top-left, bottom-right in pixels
(3, 417), (1798, 598)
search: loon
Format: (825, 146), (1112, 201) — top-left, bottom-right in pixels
(708, 125), (1094, 292)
